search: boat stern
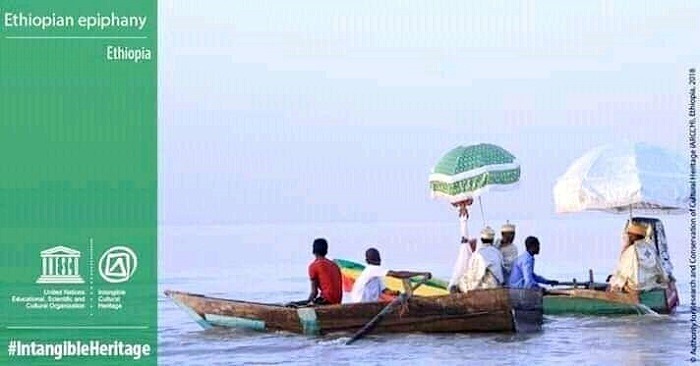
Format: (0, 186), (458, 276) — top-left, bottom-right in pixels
(508, 289), (544, 333)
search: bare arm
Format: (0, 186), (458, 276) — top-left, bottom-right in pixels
(306, 278), (319, 303)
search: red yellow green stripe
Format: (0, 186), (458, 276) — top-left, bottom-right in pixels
(334, 258), (450, 297)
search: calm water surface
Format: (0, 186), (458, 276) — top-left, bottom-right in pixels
(159, 217), (695, 365)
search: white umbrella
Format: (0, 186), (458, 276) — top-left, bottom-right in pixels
(553, 142), (689, 216)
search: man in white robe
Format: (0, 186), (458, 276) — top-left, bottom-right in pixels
(495, 221), (518, 281)
(447, 198), (477, 293)
(459, 227), (504, 292)
(448, 236), (477, 293)
(609, 222), (669, 293)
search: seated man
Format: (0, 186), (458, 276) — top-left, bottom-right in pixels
(509, 236), (558, 289)
(496, 221), (518, 281)
(350, 247), (431, 303)
(608, 221), (668, 293)
(448, 236), (478, 294)
(286, 238), (342, 307)
(459, 227), (505, 292)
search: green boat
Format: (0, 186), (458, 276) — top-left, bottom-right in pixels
(543, 285), (677, 315)
(337, 217), (679, 316)
(541, 217), (678, 315)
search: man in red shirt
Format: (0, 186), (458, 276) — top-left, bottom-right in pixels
(286, 238), (342, 307)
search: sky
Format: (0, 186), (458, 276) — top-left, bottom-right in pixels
(158, 0), (699, 225)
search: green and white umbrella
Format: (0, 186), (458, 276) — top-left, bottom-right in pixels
(429, 143), (521, 204)
(430, 143), (520, 235)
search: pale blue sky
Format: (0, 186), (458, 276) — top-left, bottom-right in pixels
(158, 1), (698, 225)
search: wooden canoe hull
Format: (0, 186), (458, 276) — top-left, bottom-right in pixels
(164, 288), (543, 335)
(544, 283), (678, 315)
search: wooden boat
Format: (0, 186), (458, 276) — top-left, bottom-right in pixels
(164, 288), (543, 335)
(336, 217), (679, 316)
(543, 284), (678, 315)
(544, 217), (679, 315)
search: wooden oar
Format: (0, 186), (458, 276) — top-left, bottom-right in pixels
(552, 281), (609, 288)
(345, 276), (430, 345)
(549, 270), (612, 289)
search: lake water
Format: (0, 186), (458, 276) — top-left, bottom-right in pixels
(158, 216), (695, 365)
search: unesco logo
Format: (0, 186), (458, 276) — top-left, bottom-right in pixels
(98, 246), (138, 284)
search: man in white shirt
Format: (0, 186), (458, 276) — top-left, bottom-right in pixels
(459, 227), (505, 292)
(350, 248), (431, 303)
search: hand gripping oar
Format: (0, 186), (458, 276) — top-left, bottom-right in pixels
(345, 276), (430, 345)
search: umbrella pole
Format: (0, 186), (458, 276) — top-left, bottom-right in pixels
(478, 196), (486, 227)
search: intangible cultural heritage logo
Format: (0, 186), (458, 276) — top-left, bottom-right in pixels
(98, 246), (138, 284)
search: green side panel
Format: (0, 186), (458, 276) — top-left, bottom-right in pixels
(639, 289), (668, 313)
(544, 296), (640, 315)
(544, 290), (667, 315)
(296, 308), (320, 336)
(171, 299), (213, 330)
(205, 314), (266, 331)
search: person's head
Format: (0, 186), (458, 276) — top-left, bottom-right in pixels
(525, 236), (540, 255)
(626, 222), (647, 244)
(500, 221), (516, 245)
(365, 247), (381, 266)
(312, 238), (328, 257)
(480, 226), (495, 245)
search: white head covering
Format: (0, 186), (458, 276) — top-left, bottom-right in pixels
(501, 221), (515, 233)
(480, 226), (495, 241)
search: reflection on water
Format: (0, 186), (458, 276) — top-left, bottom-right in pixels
(159, 221), (693, 365)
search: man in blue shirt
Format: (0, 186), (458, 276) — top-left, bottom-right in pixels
(508, 236), (558, 289)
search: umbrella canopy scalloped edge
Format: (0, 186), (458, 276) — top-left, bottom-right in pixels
(552, 142), (690, 215)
